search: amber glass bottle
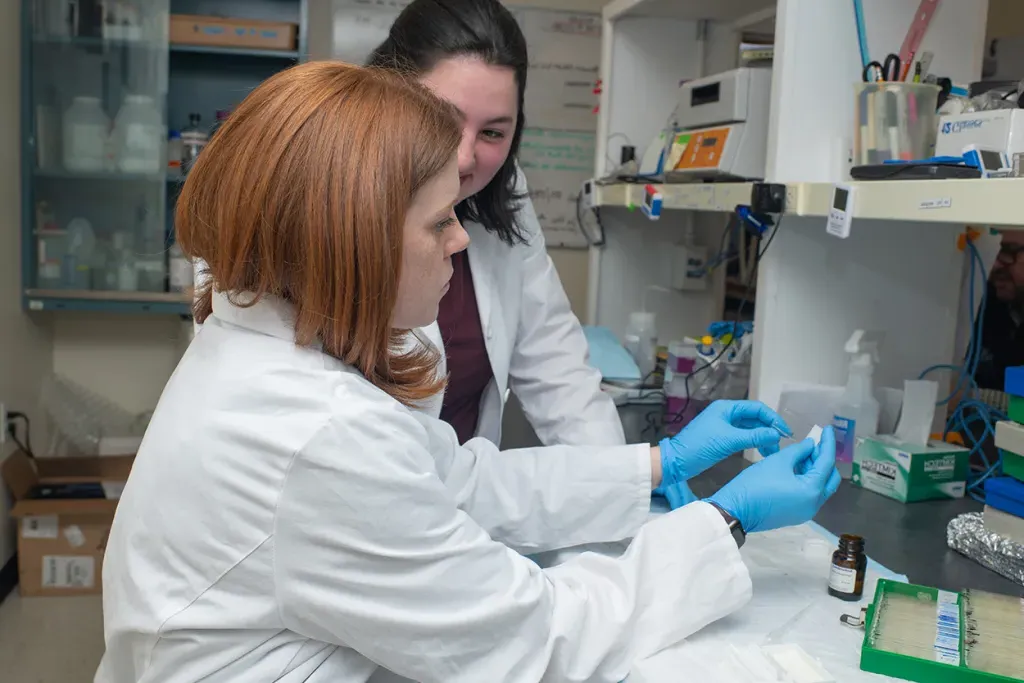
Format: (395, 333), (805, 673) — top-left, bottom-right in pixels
(828, 534), (867, 601)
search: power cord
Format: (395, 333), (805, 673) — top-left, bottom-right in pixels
(7, 411), (34, 458)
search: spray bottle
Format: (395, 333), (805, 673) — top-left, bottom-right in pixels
(832, 330), (883, 479)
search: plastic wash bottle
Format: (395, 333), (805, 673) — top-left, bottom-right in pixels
(832, 330), (882, 479)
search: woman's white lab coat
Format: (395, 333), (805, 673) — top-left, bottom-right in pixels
(191, 168), (623, 447)
(416, 171), (623, 447)
(98, 292), (752, 683)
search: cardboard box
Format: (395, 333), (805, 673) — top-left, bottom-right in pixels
(852, 435), (969, 503)
(2, 451), (133, 597)
(169, 14), (298, 51)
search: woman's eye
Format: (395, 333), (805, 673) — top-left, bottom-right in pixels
(481, 129), (505, 141)
(435, 217), (455, 232)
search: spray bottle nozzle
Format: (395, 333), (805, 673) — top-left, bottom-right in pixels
(844, 330), (884, 368)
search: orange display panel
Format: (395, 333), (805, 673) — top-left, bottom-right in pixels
(672, 127), (731, 170)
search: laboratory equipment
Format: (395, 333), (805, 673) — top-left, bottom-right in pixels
(112, 94), (163, 173)
(623, 311), (657, 381)
(828, 533), (867, 601)
(113, 233), (138, 292)
(853, 82), (941, 165)
(860, 579), (1024, 681)
(169, 241), (193, 293)
(665, 67), (772, 181)
(961, 145), (1011, 178)
(167, 130), (183, 176)
(826, 185), (855, 239)
(833, 330), (882, 479)
(936, 109), (1024, 159)
(640, 184), (662, 220)
(181, 113), (208, 171)
(62, 217), (95, 289)
(62, 96), (109, 172)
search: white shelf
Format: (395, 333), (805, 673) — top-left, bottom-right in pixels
(603, 0), (775, 23)
(594, 178), (1024, 227)
(594, 182), (754, 212)
(787, 178), (1024, 227)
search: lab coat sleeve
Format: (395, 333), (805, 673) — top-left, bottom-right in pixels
(274, 406), (752, 683)
(433, 425), (651, 553)
(507, 172), (625, 446)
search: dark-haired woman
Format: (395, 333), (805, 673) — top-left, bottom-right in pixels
(367, 0), (623, 448)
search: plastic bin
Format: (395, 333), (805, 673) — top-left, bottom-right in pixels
(853, 82), (941, 166)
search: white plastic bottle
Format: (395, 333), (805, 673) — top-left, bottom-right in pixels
(63, 96), (110, 172)
(832, 330), (883, 479)
(624, 311), (658, 382)
(112, 94), (163, 173)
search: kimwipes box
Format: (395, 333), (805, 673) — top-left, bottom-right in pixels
(2, 451), (133, 596)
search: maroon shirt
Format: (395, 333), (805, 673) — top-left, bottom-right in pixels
(437, 251), (494, 444)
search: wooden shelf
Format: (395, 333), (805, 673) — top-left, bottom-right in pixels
(170, 44), (300, 59)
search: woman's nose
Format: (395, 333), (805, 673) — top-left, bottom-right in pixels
(447, 218), (470, 256)
(458, 132), (476, 175)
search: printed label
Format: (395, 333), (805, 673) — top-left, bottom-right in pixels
(42, 556), (95, 589)
(833, 416), (856, 464)
(828, 564), (857, 593)
(933, 594), (961, 666)
(22, 515), (59, 539)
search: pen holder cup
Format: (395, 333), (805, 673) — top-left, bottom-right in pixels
(853, 82), (941, 166)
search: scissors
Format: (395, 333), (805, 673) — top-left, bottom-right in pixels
(862, 53), (901, 82)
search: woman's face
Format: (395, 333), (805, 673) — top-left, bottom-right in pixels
(420, 55), (519, 203)
(393, 157), (469, 329)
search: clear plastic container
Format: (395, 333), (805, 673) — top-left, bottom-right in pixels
(624, 311), (658, 382)
(853, 82), (941, 165)
(167, 130), (183, 176)
(112, 94), (163, 173)
(62, 96), (109, 172)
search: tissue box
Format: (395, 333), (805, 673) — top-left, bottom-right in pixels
(852, 435), (969, 503)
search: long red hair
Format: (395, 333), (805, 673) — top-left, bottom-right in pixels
(175, 61), (461, 405)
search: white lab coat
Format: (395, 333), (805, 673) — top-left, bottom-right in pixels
(418, 170), (624, 446)
(98, 292), (752, 683)
(192, 170), (624, 448)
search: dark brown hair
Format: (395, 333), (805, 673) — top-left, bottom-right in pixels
(176, 61), (462, 405)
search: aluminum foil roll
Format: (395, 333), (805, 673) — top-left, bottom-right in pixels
(947, 512), (1024, 587)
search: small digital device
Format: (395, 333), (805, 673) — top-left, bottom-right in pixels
(826, 184), (855, 239)
(641, 184), (663, 220)
(961, 144), (1010, 178)
(580, 179), (596, 210)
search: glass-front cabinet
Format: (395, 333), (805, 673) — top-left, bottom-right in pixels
(23, 0), (185, 313)
(22, 0), (305, 314)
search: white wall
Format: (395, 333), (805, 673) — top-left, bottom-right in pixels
(0, 0), (56, 566)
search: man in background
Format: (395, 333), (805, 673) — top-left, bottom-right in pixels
(977, 230), (1024, 391)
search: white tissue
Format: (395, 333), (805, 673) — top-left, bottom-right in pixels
(894, 380), (938, 446)
(806, 425), (824, 446)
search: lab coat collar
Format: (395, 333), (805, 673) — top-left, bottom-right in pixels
(210, 290), (300, 343)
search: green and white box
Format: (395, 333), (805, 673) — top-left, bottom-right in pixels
(852, 435), (970, 503)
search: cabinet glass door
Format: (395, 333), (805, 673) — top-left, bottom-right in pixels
(28, 0), (171, 298)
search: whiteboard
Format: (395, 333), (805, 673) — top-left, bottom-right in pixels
(331, 0), (600, 248)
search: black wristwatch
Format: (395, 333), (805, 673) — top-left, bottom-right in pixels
(708, 501), (746, 549)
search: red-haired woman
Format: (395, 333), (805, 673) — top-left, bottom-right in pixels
(97, 62), (839, 683)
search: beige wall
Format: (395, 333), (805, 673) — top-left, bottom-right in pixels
(988, 0), (1024, 39)
(0, 1), (55, 564)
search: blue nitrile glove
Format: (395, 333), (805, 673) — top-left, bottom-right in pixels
(654, 400), (792, 510)
(707, 426), (841, 533)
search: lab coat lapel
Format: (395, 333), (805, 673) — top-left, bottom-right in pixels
(466, 225), (509, 400)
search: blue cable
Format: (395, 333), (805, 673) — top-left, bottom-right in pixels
(918, 239), (1002, 503)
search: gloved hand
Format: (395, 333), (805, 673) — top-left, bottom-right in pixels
(654, 400), (791, 510)
(707, 426), (840, 534)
